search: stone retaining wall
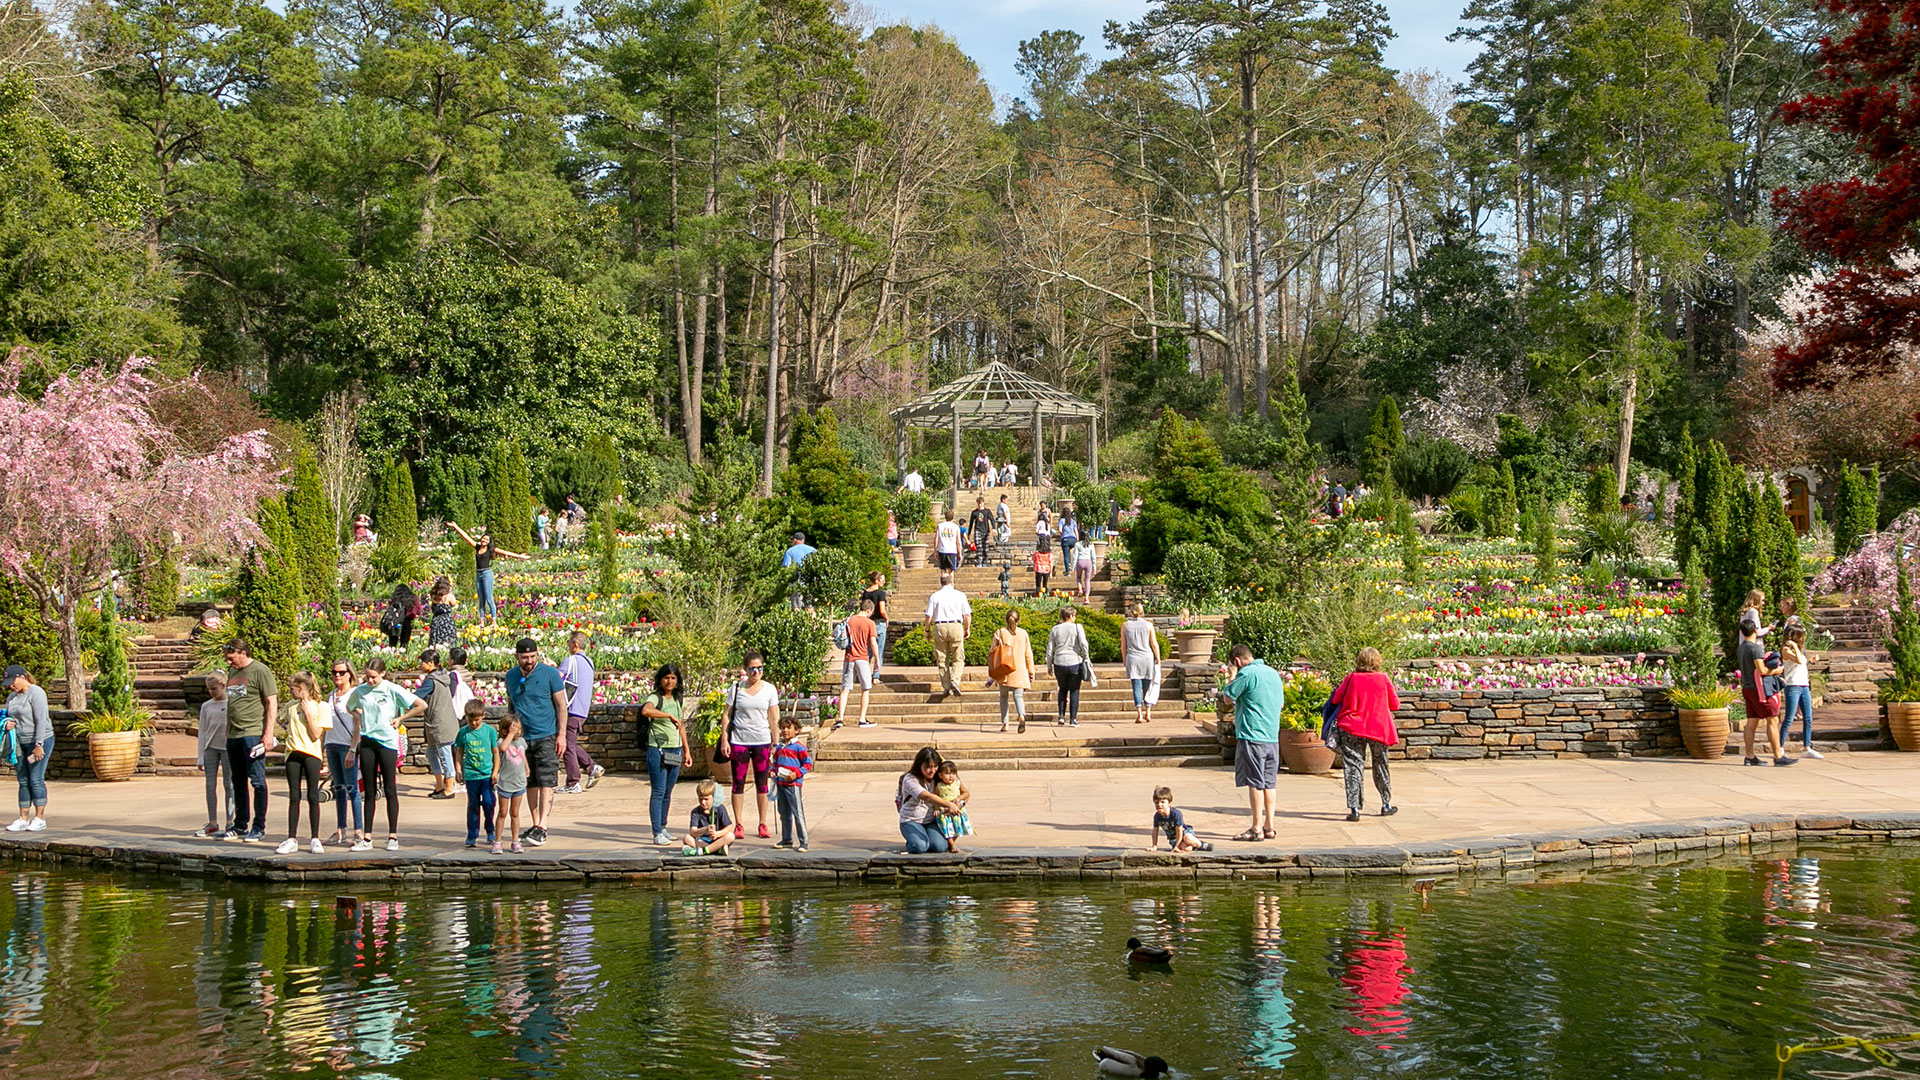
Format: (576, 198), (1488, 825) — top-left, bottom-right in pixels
(1, 813), (1913, 884)
(1215, 685), (1680, 760)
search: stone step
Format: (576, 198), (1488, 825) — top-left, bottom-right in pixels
(813, 753), (1220, 773)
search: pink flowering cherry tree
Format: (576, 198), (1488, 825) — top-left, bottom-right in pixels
(0, 351), (281, 710)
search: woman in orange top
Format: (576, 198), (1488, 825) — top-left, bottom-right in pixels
(990, 609), (1035, 734)
(1329, 647), (1400, 822)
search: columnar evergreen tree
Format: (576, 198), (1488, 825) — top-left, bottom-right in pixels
(1361, 396), (1404, 489)
(1532, 500), (1559, 582)
(1674, 425), (1699, 574)
(232, 496), (300, 679)
(375, 456), (419, 551)
(1130, 409), (1276, 578)
(1485, 460), (1518, 538)
(1760, 476), (1806, 619)
(595, 505), (621, 595)
(286, 447), (338, 601)
(1833, 462), (1879, 557)
(1397, 500), (1423, 584)
(487, 442), (533, 551)
(89, 588), (135, 717)
(1585, 463), (1619, 516)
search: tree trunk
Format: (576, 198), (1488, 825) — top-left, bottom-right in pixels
(1615, 364), (1637, 500)
(1241, 50), (1271, 420)
(762, 123), (789, 496)
(57, 599), (85, 712)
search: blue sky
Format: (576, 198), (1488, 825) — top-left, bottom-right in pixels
(866, 0), (1481, 105)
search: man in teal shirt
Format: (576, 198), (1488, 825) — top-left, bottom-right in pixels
(1218, 643), (1284, 841)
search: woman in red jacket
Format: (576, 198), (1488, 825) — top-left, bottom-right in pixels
(1330, 647), (1399, 822)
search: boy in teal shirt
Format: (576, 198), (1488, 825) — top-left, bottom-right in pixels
(454, 700), (500, 847)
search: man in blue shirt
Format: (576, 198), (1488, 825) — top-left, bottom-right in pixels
(1218, 643), (1284, 842)
(782, 532), (817, 609)
(504, 637), (567, 846)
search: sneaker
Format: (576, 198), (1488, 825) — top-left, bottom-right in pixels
(1803, 747), (1826, 759)
(491, 841), (503, 855)
(243, 830), (266, 843)
(653, 831), (674, 846)
(6, 818), (28, 832)
(734, 824), (745, 839)
(1774, 757), (1798, 767)
(773, 839), (793, 849)
(24, 818), (45, 832)
(520, 827), (535, 841)
(796, 845), (808, 853)
(1381, 805), (1399, 817)
(465, 839), (477, 848)
(1744, 757), (1764, 766)
(528, 827), (547, 847)
(1345, 811), (1361, 822)
(510, 842), (524, 853)
(858, 720), (876, 727)
(310, 839), (325, 855)
(275, 838), (300, 855)
(586, 765), (605, 790)
(385, 837), (399, 851)
(1195, 841), (1215, 852)
(350, 838), (373, 852)
(681, 845), (700, 856)
(555, 784), (582, 795)
(200, 824), (221, 837)
(757, 823), (771, 839)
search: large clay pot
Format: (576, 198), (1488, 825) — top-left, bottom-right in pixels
(680, 739), (712, 781)
(1173, 628), (1217, 664)
(86, 729), (142, 781)
(901, 543), (929, 570)
(1678, 707), (1730, 760)
(1092, 540), (1109, 562)
(1279, 729), (1336, 775)
(1888, 701), (1920, 751)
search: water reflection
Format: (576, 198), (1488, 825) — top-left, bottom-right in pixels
(0, 851), (1917, 1080)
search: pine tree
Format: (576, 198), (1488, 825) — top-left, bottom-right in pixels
(1361, 396), (1404, 488)
(233, 496), (301, 680)
(1762, 476), (1806, 617)
(286, 447), (338, 602)
(1888, 553), (1920, 700)
(89, 587), (134, 717)
(1586, 463), (1619, 516)
(1833, 462), (1880, 557)
(771, 411), (890, 572)
(487, 442), (533, 551)
(375, 456), (419, 552)
(1397, 499), (1424, 584)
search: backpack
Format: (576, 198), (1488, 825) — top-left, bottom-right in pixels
(832, 619), (852, 651)
(447, 670), (475, 718)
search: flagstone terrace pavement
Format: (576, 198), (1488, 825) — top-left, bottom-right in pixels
(7, 751), (1917, 862)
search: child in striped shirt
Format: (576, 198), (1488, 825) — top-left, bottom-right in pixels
(772, 717), (813, 851)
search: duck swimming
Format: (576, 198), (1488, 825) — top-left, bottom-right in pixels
(1124, 937), (1174, 965)
(1094, 1047), (1170, 1077)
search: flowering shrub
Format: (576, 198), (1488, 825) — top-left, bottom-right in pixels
(1814, 508), (1920, 610)
(1393, 657), (1669, 691)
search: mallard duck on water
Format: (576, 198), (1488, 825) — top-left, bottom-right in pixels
(1094, 1046), (1170, 1077)
(1124, 937), (1174, 964)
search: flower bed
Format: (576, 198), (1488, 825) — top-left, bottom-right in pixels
(1388, 583), (1684, 657)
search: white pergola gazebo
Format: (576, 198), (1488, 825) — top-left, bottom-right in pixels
(890, 362), (1102, 500)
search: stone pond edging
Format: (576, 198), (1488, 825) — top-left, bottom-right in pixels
(3, 812), (1915, 886)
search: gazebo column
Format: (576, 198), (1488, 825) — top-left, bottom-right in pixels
(951, 411), (962, 510)
(895, 423), (908, 481)
(1088, 421), (1099, 483)
(1031, 405), (1043, 487)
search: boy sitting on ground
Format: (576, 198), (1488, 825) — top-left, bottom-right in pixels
(681, 779), (739, 856)
(1146, 785), (1212, 852)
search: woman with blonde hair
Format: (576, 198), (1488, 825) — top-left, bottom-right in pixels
(277, 672), (332, 854)
(989, 609), (1035, 733)
(1328, 647), (1400, 822)
(1122, 602), (1162, 724)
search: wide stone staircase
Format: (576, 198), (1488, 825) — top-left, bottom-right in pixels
(134, 635), (205, 774)
(1804, 606), (1892, 751)
(811, 664), (1219, 772)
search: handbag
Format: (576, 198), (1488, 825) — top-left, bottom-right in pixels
(1321, 675), (1347, 748)
(988, 635), (1016, 682)
(660, 746), (685, 768)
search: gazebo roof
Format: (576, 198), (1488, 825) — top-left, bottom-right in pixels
(890, 362), (1100, 427)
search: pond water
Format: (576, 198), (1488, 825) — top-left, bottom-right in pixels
(2, 851), (1918, 1079)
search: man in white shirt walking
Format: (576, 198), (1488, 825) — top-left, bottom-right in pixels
(923, 570), (973, 699)
(934, 508), (963, 572)
(902, 468), (925, 493)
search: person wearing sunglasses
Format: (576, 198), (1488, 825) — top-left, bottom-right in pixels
(323, 662), (361, 845)
(721, 652), (780, 840)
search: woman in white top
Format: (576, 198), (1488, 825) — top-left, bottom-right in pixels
(1778, 627), (1821, 759)
(1001, 462), (1018, 486)
(1121, 603), (1163, 724)
(722, 651), (781, 839)
(1034, 506), (1052, 555)
(935, 510), (963, 572)
(1045, 607), (1092, 727)
(1071, 537), (1098, 602)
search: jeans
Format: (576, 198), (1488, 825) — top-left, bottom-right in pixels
(427, 740), (455, 779)
(1053, 663), (1084, 723)
(16, 738), (50, 808)
(202, 745), (233, 826)
(226, 735), (268, 832)
(563, 714), (597, 786)
(465, 778), (497, 843)
(646, 746), (682, 836)
(1339, 729), (1393, 812)
(1778, 685), (1814, 749)
(1130, 678), (1151, 706)
(326, 743), (362, 831)
(776, 784), (808, 847)
(477, 567), (497, 618)
(900, 819), (949, 853)
(872, 622), (888, 673)
(999, 687), (1026, 725)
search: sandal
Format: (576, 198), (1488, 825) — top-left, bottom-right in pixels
(1231, 828), (1262, 842)
(1017, 718), (1026, 734)
(1263, 827), (1276, 840)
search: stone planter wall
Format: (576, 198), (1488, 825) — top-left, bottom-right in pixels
(1214, 686), (1681, 761)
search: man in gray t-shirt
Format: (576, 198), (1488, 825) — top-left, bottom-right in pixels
(1736, 615), (1792, 767)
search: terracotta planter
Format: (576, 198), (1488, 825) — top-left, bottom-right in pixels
(1677, 707), (1730, 760)
(1173, 628), (1217, 664)
(1279, 729), (1335, 775)
(86, 729), (142, 781)
(680, 739), (712, 781)
(901, 543), (929, 570)
(1092, 540), (1109, 562)
(1888, 701), (1920, 751)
